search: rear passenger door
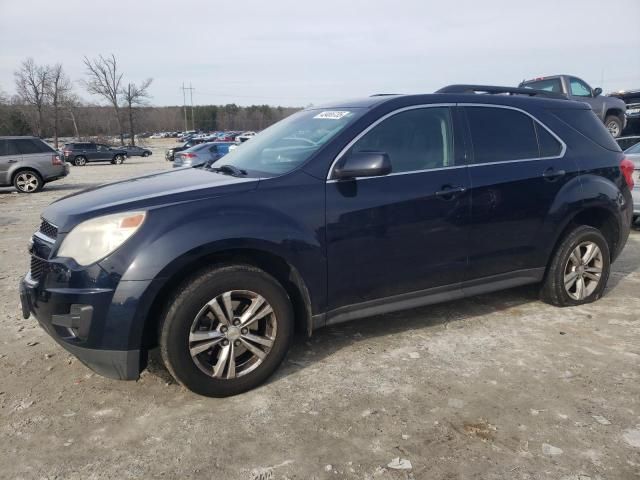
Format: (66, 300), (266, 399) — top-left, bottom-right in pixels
(0, 140), (22, 185)
(461, 105), (575, 282)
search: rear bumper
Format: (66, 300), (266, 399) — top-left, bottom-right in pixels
(44, 163), (70, 181)
(19, 272), (146, 380)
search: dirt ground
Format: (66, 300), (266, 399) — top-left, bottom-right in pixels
(0, 139), (639, 480)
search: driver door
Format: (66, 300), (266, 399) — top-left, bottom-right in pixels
(325, 106), (470, 315)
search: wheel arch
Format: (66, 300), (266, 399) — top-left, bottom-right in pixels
(139, 246), (314, 352)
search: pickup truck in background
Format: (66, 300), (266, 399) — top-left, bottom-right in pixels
(519, 75), (627, 137)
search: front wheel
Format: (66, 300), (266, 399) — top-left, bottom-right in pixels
(142, 152), (150, 157)
(540, 225), (610, 307)
(604, 115), (622, 138)
(112, 154), (125, 164)
(159, 265), (294, 397)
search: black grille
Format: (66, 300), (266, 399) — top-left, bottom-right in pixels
(39, 219), (58, 239)
(30, 256), (46, 280)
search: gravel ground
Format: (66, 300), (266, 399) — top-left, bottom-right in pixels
(1, 140), (639, 479)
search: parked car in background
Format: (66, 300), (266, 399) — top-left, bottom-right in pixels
(165, 138), (209, 161)
(173, 142), (235, 168)
(609, 89), (640, 134)
(20, 85), (634, 397)
(236, 131), (257, 143)
(623, 142), (640, 223)
(616, 136), (640, 151)
(122, 145), (152, 157)
(519, 75), (627, 137)
(0, 136), (69, 193)
(62, 142), (128, 166)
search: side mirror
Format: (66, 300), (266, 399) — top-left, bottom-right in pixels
(594, 87), (602, 97)
(333, 151), (392, 180)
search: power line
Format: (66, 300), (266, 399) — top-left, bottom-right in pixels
(181, 82), (195, 130)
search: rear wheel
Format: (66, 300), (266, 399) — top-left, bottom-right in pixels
(159, 265), (294, 397)
(604, 115), (622, 138)
(540, 225), (610, 307)
(73, 156), (87, 166)
(13, 170), (43, 193)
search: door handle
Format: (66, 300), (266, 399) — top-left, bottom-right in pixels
(435, 185), (467, 198)
(8, 159), (18, 163)
(543, 168), (566, 181)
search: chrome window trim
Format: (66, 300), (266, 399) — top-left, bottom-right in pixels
(326, 102), (566, 181)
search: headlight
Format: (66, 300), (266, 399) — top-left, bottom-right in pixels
(57, 211), (146, 266)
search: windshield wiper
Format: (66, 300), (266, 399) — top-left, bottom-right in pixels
(209, 164), (247, 176)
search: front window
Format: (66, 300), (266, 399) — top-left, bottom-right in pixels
(569, 78), (592, 97)
(625, 142), (640, 154)
(207, 108), (364, 176)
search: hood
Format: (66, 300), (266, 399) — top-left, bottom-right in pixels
(43, 168), (258, 232)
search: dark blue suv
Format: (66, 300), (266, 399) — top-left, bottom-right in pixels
(20, 86), (635, 397)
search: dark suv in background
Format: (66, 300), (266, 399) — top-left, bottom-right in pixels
(0, 136), (69, 193)
(62, 142), (128, 166)
(20, 85), (634, 397)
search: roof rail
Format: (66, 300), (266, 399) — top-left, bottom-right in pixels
(436, 84), (567, 100)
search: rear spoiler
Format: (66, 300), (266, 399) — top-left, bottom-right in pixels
(436, 84), (567, 100)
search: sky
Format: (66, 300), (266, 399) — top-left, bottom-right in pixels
(1, 0), (639, 107)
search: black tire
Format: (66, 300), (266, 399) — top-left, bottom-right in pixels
(13, 169), (43, 193)
(113, 154), (125, 165)
(159, 264), (294, 397)
(604, 115), (622, 138)
(73, 156), (87, 166)
(142, 152), (150, 157)
(540, 225), (610, 307)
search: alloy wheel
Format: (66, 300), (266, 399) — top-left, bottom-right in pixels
(606, 121), (620, 137)
(15, 172), (40, 192)
(188, 290), (277, 379)
(563, 241), (604, 300)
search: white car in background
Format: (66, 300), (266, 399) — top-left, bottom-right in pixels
(236, 131), (256, 143)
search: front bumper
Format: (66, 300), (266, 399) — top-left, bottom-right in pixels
(19, 260), (149, 381)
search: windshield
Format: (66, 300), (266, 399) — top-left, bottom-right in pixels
(521, 78), (562, 93)
(209, 108), (364, 176)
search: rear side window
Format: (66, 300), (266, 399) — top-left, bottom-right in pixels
(465, 107), (539, 163)
(535, 124), (563, 157)
(0, 140), (7, 156)
(550, 109), (621, 152)
(14, 139), (47, 154)
(350, 107), (454, 173)
(521, 78), (563, 93)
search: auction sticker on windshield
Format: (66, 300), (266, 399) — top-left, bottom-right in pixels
(314, 111), (351, 119)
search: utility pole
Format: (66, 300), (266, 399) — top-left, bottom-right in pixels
(181, 82), (188, 132)
(189, 82), (195, 131)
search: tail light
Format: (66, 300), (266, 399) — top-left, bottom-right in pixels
(63, 150), (71, 157)
(620, 157), (635, 189)
(52, 154), (63, 165)
(183, 153), (197, 158)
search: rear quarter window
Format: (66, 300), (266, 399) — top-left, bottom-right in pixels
(550, 109), (621, 152)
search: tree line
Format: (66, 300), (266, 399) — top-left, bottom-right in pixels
(1, 54), (300, 147)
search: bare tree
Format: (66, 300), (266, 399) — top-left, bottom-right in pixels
(14, 58), (50, 137)
(122, 79), (152, 146)
(61, 91), (82, 139)
(82, 54), (125, 144)
(46, 64), (72, 148)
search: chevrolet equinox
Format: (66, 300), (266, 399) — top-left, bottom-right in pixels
(20, 85), (634, 397)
